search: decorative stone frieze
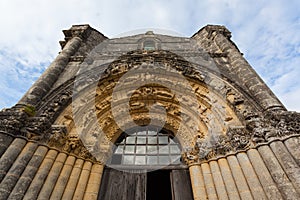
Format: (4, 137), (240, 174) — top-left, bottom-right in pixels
(48, 125), (97, 162)
(102, 50), (206, 82)
(183, 126), (251, 164)
(183, 110), (300, 165)
(0, 104), (40, 135)
(23, 117), (52, 141)
(40, 90), (72, 121)
(0, 107), (28, 134)
(247, 111), (300, 143)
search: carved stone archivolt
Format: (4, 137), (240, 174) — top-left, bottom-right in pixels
(80, 78), (243, 148)
(52, 51), (248, 163)
(0, 49), (268, 166)
(103, 50), (206, 82)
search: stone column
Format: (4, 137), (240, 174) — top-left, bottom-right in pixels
(183, 151), (207, 200)
(83, 163), (104, 200)
(189, 163), (207, 200)
(193, 25), (286, 111)
(62, 158), (84, 199)
(257, 145), (300, 199)
(201, 162), (218, 199)
(73, 161), (92, 200)
(216, 32), (285, 111)
(23, 149), (59, 200)
(284, 136), (300, 165)
(18, 36), (82, 107)
(50, 155), (76, 199)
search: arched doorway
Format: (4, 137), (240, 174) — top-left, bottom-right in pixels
(98, 126), (193, 200)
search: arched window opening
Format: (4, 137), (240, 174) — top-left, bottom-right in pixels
(109, 126), (181, 166)
(100, 127), (193, 200)
(143, 40), (156, 50)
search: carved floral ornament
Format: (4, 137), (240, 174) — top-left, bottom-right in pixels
(14, 50), (245, 141)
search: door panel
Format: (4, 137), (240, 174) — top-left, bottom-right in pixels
(123, 170), (146, 200)
(171, 170), (194, 200)
(98, 168), (124, 200)
(98, 168), (146, 200)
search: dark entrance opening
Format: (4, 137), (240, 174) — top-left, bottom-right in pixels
(147, 170), (172, 200)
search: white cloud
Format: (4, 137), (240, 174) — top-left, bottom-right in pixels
(0, 0), (299, 111)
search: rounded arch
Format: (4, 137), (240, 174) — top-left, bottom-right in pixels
(46, 50), (263, 164)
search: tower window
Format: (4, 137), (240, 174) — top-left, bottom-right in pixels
(143, 40), (156, 50)
(109, 126), (181, 166)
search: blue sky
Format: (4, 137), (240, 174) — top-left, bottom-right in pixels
(0, 0), (299, 111)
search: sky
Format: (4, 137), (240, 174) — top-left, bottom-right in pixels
(0, 0), (299, 111)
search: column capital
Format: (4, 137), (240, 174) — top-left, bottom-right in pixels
(182, 148), (200, 166)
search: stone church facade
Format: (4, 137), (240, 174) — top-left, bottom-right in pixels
(0, 24), (299, 200)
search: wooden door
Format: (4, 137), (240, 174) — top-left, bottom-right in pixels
(98, 168), (146, 200)
(98, 168), (193, 200)
(171, 169), (194, 200)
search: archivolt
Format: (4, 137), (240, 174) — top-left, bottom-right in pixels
(55, 76), (243, 159)
(52, 51), (254, 161)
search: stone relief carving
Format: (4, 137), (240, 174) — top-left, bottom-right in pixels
(182, 147), (199, 165)
(182, 126), (251, 164)
(226, 127), (251, 149)
(48, 125), (97, 162)
(226, 87), (244, 106)
(23, 117), (52, 141)
(0, 107), (28, 134)
(246, 111), (300, 143)
(223, 85), (260, 124)
(268, 111), (300, 136)
(0, 105), (52, 141)
(40, 90), (72, 121)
